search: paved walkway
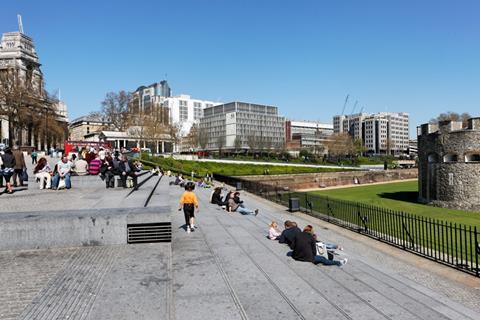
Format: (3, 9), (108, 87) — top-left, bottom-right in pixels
(0, 174), (479, 319)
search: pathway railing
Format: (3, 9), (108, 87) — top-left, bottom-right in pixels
(213, 173), (480, 277)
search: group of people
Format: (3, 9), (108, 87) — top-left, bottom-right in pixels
(0, 146), (27, 194)
(210, 187), (259, 216)
(268, 220), (347, 266)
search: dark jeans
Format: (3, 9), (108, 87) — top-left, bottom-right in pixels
(120, 172), (137, 188)
(32, 156), (37, 164)
(104, 171), (115, 188)
(12, 169), (24, 186)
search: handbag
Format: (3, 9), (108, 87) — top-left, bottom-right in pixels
(21, 169), (29, 182)
(57, 177), (66, 190)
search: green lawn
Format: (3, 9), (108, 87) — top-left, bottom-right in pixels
(306, 180), (480, 228)
(140, 155), (352, 177)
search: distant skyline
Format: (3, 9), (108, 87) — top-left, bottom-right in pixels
(2, 0), (480, 137)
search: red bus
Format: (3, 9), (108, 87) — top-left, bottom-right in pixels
(64, 140), (112, 156)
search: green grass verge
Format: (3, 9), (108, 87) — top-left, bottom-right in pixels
(285, 181), (480, 270)
(140, 155), (352, 177)
(304, 180), (480, 228)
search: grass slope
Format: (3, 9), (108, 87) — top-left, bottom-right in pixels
(141, 155), (351, 177)
(308, 180), (480, 227)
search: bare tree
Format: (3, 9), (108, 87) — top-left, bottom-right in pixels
(168, 123), (182, 154)
(216, 135), (226, 156)
(246, 134), (257, 155)
(198, 127), (209, 151)
(430, 111), (471, 128)
(234, 136), (242, 154)
(101, 91), (131, 131)
(325, 133), (354, 158)
(0, 67), (63, 148)
(184, 124), (200, 152)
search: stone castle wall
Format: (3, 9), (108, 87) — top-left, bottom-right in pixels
(417, 118), (480, 211)
(237, 169), (418, 191)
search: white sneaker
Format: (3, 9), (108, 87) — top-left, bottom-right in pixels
(187, 226), (191, 233)
(340, 258), (348, 266)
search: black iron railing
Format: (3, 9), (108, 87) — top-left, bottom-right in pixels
(213, 173), (480, 277)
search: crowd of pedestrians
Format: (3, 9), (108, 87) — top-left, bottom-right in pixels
(1, 145), (144, 193)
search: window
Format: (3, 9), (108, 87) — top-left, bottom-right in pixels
(87, 127), (90, 134)
(465, 154), (480, 162)
(443, 154), (458, 163)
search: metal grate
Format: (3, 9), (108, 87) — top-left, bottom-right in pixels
(127, 222), (172, 243)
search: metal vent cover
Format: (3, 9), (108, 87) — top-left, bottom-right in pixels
(127, 222), (172, 243)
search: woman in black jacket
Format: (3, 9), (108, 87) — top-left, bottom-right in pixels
(1, 148), (16, 194)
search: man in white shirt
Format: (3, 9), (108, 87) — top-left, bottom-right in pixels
(52, 156), (73, 189)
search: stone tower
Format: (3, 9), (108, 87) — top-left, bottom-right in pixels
(0, 30), (44, 97)
(417, 117), (480, 211)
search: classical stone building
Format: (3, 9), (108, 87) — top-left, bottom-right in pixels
(68, 114), (111, 141)
(0, 20), (68, 149)
(417, 117), (480, 210)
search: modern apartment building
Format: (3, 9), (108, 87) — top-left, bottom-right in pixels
(333, 112), (409, 155)
(164, 94), (219, 136)
(130, 81), (171, 115)
(199, 102), (285, 151)
(285, 120), (333, 154)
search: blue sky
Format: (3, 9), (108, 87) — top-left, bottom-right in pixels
(1, 0), (479, 137)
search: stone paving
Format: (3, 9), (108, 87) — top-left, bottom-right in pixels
(0, 169), (479, 319)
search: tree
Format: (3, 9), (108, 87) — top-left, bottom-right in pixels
(325, 133), (354, 158)
(246, 134), (257, 155)
(234, 136), (242, 154)
(216, 135), (226, 156)
(184, 124), (200, 151)
(168, 122), (182, 154)
(353, 138), (365, 156)
(101, 91), (131, 131)
(198, 127), (209, 151)
(0, 67), (63, 148)
(430, 111), (471, 128)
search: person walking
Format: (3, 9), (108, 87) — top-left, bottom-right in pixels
(12, 146), (26, 187)
(31, 150), (38, 165)
(1, 147), (16, 194)
(178, 182), (199, 233)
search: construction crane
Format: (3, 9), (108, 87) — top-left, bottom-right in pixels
(340, 94), (349, 116)
(17, 14), (24, 34)
(350, 100), (358, 114)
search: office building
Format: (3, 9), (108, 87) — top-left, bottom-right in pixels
(333, 112), (409, 155)
(199, 102), (285, 151)
(285, 120), (333, 154)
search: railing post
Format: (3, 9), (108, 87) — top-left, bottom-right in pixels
(475, 226), (479, 277)
(401, 213), (406, 250)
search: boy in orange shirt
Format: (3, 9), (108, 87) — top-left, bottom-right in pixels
(178, 182), (199, 233)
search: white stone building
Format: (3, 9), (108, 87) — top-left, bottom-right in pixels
(0, 22), (68, 149)
(333, 112), (409, 155)
(164, 94), (219, 136)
